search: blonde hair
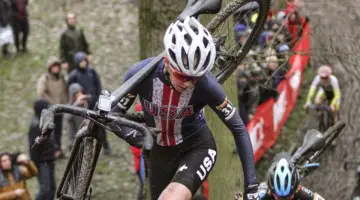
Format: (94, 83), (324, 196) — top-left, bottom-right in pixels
(266, 55), (278, 63)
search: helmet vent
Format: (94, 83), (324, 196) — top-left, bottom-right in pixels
(194, 47), (201, 70)
(184, 34), (192, 45)
(191, 25), (199, 34)
(177, 24), (183, 31)
(203, 37), (209, 48)
(181, 48), (189, 70)
(172, 35), (176, 44)
(168, 50), (177, 66)
(202, 53), (211, 71)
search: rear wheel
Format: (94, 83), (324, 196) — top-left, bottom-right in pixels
(206, 0), (270, 83)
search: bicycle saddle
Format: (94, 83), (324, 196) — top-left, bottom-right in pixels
(301, 129), (325, 154)
(177, 0), (222, 21)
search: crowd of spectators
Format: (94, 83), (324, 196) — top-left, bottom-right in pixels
(235, 0), (307, 125)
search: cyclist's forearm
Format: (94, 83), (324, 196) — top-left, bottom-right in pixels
(306, 86), (316, 104)
(330, 89), (341, 107)
(225, 112), (258, 186)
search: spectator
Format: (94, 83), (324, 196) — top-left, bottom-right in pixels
(9, 0), (29, 53)
(276, 11), (286, 24)
(68, 51), (101, 110)
(236, 63), (261, 125)
(276, 44), (291, 69)
(36, 56), (68, 158)
(0, 0), (13, 58)
(60, 13), (92, 73)
(0, 152), (38, 200)
(285, 0), (303, 15)
(259, 55), (285, 104)
(68, 51), (111, 154)
(266, 55), (286, 87)
(28, 99), (56, 200)
(234, 23), (248, 47)
(65, 83), (89, 150)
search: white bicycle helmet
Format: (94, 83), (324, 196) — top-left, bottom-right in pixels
(163, 16), (216, 77)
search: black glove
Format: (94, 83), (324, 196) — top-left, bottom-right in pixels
(244, 183), (260, 200)
(123, 129), (144, 148)
(107, 122), (144, 148)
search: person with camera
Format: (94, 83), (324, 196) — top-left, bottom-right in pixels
(65, 83), (90, 150)
(0, 152), (38, 200)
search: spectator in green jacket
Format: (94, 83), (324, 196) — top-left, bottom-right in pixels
(60, 13), (92, 73)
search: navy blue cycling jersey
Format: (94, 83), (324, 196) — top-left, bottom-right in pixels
(116, 57), (257, 185)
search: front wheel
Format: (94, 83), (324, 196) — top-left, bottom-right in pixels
(57, 137), (101, 200)
(206, 0), (270, 83)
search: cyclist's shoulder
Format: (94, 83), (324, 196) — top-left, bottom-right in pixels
(329, 74), (339, 83)
(196, 73), (222, 91)
(124, 57), (156, 81)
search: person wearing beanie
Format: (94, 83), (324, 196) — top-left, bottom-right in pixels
(65, 83), (89, 150)
(68, 51), (112, 155)
(36, 56), (68, 158)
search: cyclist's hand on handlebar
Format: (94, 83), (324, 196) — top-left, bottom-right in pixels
(303, 103), (309, 110)
(124, 127), (160, 148)
(124, 130), (144, 148)
(330, 104), (336, 112)
(244, 184), (260, 200)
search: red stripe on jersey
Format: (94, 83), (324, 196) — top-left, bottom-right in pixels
(168, 89), (181, 145)
(161, 84), (171, 146)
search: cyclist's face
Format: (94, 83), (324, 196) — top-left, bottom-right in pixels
(168, 67), (198, 92)
(273, 194), (295, 200)
(320, 77), (329, 84)
(0, 155), (11, 170)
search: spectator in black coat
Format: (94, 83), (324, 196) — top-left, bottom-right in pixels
(10, 0), (29, 53)
(28, 99), (56, 200)
(68, 51), (101, 110)
(67, 51), (112, 154)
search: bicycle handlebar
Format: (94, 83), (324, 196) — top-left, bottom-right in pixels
(37, 104), (153, 150)
(307, 104), (332, 112)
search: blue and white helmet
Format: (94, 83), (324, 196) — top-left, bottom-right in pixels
(163, 16), (216, 77)
(268, 158), (299, 197)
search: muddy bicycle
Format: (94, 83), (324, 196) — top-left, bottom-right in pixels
(305, 104), (334, 133)
(35, 0), (272, 199)
(235, 121), (346, 200)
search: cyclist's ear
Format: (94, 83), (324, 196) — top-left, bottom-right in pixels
(164, 56), (169, 66)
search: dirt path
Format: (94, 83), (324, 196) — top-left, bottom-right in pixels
(299, 0), (360, 198)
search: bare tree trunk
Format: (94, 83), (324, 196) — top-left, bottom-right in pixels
(300, 0), (360, 199)
(138, 1), (185, 199)
(139, 0), (185, 59)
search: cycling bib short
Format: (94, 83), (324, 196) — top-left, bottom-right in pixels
(149, 126), (216, 199)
